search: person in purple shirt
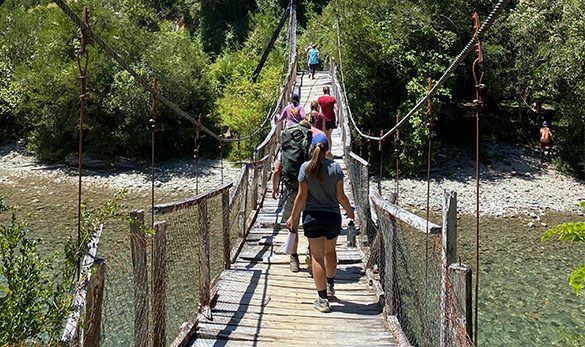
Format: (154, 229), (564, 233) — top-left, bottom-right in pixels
(278, 94), (306, 128)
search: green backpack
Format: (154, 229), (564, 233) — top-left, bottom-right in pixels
(280, 124), (312, 189)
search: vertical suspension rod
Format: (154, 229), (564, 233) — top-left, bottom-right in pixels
(76, 7), (90, 281)
(194, 114), (202, 195)
(378, 130), (384, 195)
(150, 79), (158, 229)
(471, 12), (484, 346)
(424, 77), (433, 347)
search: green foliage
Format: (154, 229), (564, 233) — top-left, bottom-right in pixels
(542, 202), (585, 296)
(303, 0), (456, 175)
(0, 0), (217, 161)
(0, 198), (73, 344)
(0, 190), (126, 345)
(211, 2), (287, 159)
(488, 0), (585, 177)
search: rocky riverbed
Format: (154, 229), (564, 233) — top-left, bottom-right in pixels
(1, 142), (584, 222)
(0, 143), (241, 198)
(376, 142), (585, 222)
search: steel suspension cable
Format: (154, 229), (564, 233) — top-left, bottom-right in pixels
(334, 0), (510, 142)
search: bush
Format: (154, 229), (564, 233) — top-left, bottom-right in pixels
(0, 197), (73, 344)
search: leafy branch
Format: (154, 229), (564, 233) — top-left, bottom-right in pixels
(541, 202), (585, 296)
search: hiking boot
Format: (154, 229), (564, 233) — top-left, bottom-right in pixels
(312, 297), (330, 313)
(290, 254), (300, 272)
(327, 284), (336, 300)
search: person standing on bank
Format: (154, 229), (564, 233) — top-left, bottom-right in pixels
(286, 134), (355, 312)
(317, 86), (338, 152)
(307, 44), (319, 79)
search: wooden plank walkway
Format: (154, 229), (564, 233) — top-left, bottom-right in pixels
(188, 72), (398, 346)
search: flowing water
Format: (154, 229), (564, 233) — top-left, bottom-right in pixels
(456, 214), (585, 346)
(1, 175), (584, 345)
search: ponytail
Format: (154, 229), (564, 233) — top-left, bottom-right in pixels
(305, 143), (326, 182)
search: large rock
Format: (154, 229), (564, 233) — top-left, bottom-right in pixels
(65, 153), (112, 170)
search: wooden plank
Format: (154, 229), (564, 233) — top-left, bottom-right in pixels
(191, 338), (396, 347)
(198, 201), (211, 308)
(61, 224), (104, 343)
(83, 259), (105, 347)
(129, 210), (148, 347)
(441, 190), (458, 347)
(154, 183), (232, 214)
(370, 190), (441, 234)
(211, 300), (382, 319)
(449, 263), (473, 345)
(196, 324), (394, 344)
(222, 190), (231, 270)
(152, 221), (167, 347)
(199, 310), (385, 328)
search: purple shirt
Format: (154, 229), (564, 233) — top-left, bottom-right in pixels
(278, 103), (306, 128)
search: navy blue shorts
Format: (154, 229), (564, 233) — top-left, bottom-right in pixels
(302, 211), (341, 240)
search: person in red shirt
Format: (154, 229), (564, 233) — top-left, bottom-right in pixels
(317, 86), (338, 151)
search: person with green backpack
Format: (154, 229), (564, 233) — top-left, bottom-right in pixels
(271, 117), (312, 272)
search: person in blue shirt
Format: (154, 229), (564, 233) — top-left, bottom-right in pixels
(307, 44), (319, 79)
(286, 134), (355, 313)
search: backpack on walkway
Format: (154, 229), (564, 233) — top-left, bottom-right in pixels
(280, 124), (312, 190)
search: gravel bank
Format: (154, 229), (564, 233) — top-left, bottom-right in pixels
(2, 142), (584, 219)
(377, 142), (585, 218)
(0, 144), (241, 197)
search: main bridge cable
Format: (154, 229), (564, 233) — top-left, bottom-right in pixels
(334, 0), (510, 142)
(52, 0), (296, 145)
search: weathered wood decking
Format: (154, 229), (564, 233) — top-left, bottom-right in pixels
(188, 72), (398, 346)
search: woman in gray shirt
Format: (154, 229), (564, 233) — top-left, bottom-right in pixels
(286, 133), (355, 313)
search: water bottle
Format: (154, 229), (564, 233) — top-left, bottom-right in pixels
(347, 220), (356, 247)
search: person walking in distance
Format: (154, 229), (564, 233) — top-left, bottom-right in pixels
(540, 121), (553, 159)
(286, 134), (355, 312)
(317, 86), (338, 152)
(307, 44), (319, 79)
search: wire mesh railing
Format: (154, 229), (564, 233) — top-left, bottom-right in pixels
(331, 61), (473, 346)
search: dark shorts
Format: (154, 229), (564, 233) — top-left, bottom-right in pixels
(540, 141), (552, 150)
(302, 211), (342, 240)
(309, 63), (318, 73)
(325, 120), (337, 130)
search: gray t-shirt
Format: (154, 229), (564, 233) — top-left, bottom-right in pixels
(298, 158), (344, 213)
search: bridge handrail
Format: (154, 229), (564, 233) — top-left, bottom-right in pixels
(331, 63), (473, 347)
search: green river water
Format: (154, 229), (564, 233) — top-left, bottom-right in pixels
(1, 175), (584, 346)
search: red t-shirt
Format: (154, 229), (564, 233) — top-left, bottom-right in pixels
(317, 95), (337, 122)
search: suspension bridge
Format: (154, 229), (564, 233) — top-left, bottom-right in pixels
(53, 0), (513, 346)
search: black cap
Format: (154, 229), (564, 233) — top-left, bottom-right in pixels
(292, 94), (300, 101)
